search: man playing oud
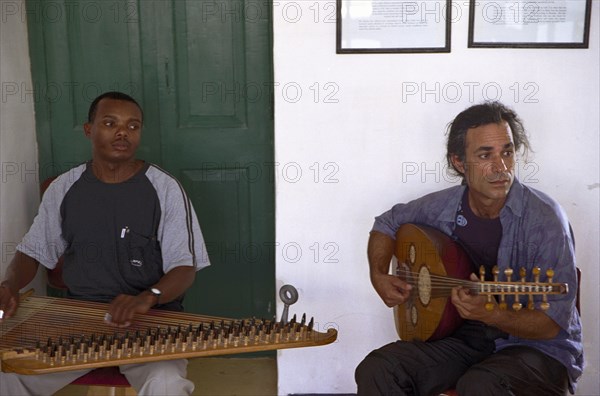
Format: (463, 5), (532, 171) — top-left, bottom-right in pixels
(355, 102), (583, 395)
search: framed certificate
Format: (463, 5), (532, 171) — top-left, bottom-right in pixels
(469, 0), (592, 48)
(336, 0), (452, 53)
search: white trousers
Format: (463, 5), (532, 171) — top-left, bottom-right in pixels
(0, 359), (194, 396)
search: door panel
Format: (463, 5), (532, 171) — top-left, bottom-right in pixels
(153, 0), (274, 318)
(28, 0), (152, 177)
(26, 0), (274, 319)
(180, 167), (253, 315)
(173, 2), (246, 127)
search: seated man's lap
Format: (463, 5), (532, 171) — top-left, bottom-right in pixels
(458, 346), (569, 396)
(119, 359), (194, 395)
(356, 334), (495, 396)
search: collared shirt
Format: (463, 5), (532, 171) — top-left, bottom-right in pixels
(372, 178), (583, 390)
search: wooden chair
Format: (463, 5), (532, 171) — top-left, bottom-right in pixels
(68, 367), (135, 396)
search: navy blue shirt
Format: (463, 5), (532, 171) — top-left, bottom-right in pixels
(453, 189), (503, 280)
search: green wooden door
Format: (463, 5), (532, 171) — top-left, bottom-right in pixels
(26, 0), (274, 319)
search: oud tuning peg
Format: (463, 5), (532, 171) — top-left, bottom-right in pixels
(533, 267), (541, 281)
(494, 266), (507, 310)
(478, 266), (495, 311)
(528, 267), (541, 310)
(518, 267), (527, 308)
(522, 267), (540, 311)
(485, 297), (495, 311)
(501, 268), (515, 310)
(541, 269), (554, 310)
(505, 268), (521, 310)
(493, 266), (499, 278)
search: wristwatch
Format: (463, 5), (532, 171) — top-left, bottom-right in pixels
(149, 287), (162, 304)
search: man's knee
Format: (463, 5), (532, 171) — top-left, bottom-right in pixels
(457, 367), (506, 395)
(356, 350), (413, 396)
(356, 351), (394, 383)
(122, 359), (193, 395)
(147, 359), (188, 383)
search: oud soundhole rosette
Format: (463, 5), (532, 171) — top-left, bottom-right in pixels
(408, 244), (416, 264)
(417, 265), (432, 306)
(410, 306), (418, 326)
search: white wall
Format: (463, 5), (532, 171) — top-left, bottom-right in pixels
(274, 1), (599, 395)
(0, 1), (44, 292)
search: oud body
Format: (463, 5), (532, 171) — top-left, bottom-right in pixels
(394, 224), (473, 341)
(393, 224), (567, 342)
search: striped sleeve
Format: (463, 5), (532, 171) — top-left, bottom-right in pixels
(145, 165), (210, 272)
(17, 164), (86, 269)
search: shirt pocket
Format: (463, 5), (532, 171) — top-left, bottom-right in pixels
(121, 226), (163, 289)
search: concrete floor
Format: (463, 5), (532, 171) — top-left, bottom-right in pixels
(54, 357), (278, 396)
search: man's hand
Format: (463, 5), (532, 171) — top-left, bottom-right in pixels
(451, 273), (561, 339)
(105, 292), (155, 327)
(0, 282), (19, 320)
(368, 231), (411, 307)
(0, 252), (40, 320)
(104, 266), (196, 327)
(371, 273), (412, 307)
(451, 273), (493, 321)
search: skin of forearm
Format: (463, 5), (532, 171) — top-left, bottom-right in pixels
(107, 265), (197, 326)
(483, 304), (561, 339)
(148, 266), (196, 304)
(367, 231), (395, 278)
(1, 251), (39, 291)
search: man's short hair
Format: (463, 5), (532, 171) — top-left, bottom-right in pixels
(87, 91), (143, 123)
(446, 101), (531, 178)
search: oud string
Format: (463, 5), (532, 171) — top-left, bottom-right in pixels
(397, 272), (475, 290)
(395, 272), (559, 296)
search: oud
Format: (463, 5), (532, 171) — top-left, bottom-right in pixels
(393, 224), (568, 341)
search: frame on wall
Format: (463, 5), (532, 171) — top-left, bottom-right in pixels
(468, 0), (592, 48)
(336, 0), (452, 54)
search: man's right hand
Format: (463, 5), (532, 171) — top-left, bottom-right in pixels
(0, 251), (40, 321)
(371, 273), (412, 307)
(368, 231), (412, 307)
(0, 281), (19, 320)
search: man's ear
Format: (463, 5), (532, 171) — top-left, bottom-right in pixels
(451, 154), (465, 174)
(83, 123), (92, 138)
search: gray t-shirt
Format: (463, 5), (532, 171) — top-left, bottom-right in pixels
(18, 162), (210, 310)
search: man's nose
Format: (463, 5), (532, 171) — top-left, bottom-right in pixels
(492, 156), (508, 172)
(115, 124), (128, 137)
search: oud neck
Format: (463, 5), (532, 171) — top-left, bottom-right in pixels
(465, 280), (568, 296)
